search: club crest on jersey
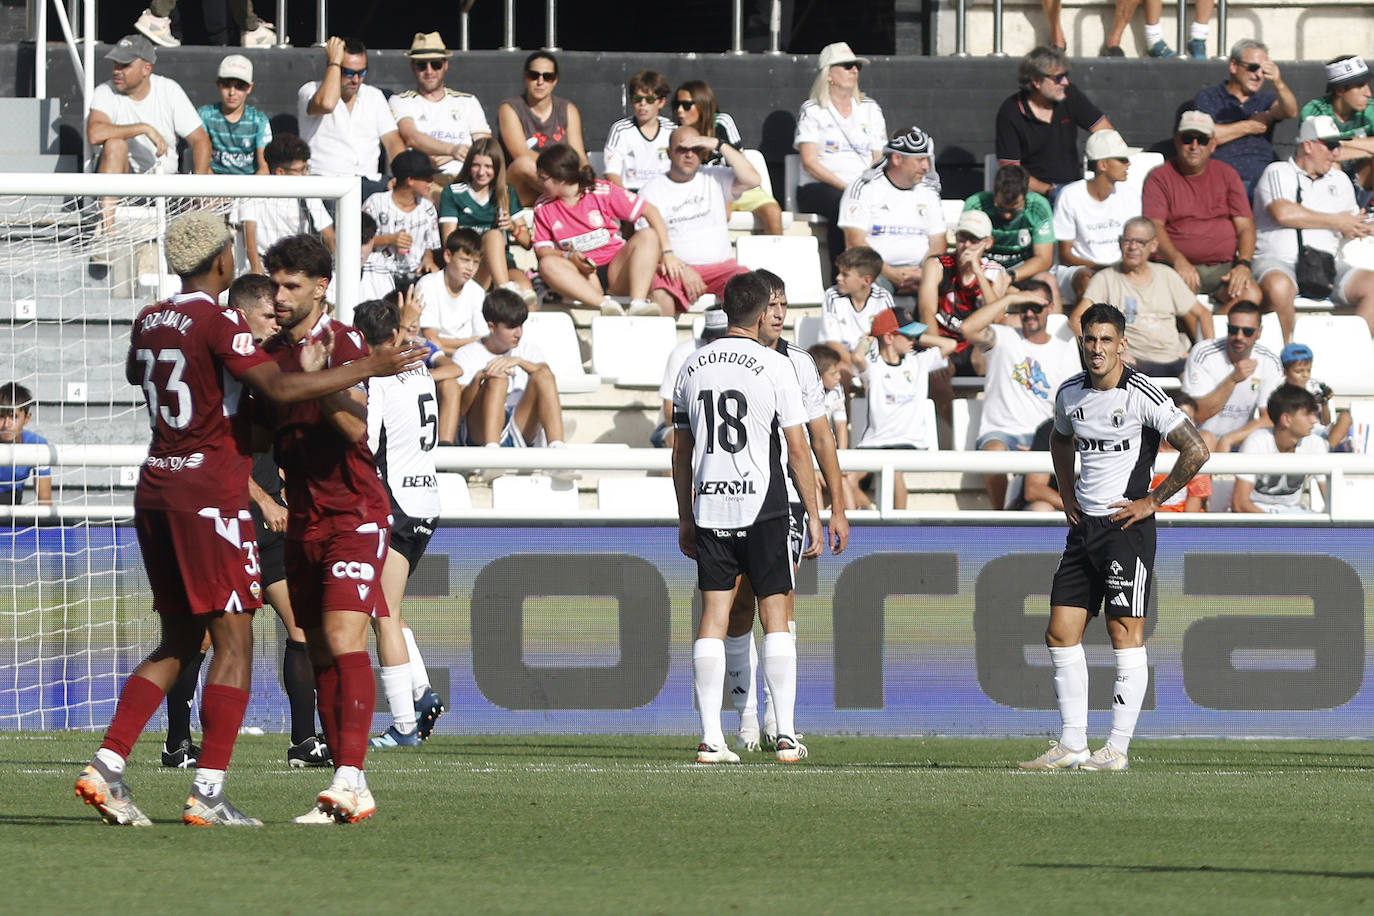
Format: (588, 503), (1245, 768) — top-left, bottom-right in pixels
(1109, 560), (1124, 575)
(1111, 408), (1125, 428)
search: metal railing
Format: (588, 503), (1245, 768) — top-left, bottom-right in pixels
(959, 0), (1229, 57)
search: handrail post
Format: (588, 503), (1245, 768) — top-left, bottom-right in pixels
(955, 0), (967, 56)
(543, 0), (559, 51)
(500, 0), (517, 51)
(35, 0), (47, 98)
(1216, 0), (1228, 59)
(768, 0), (781, 54)
(274, 0), (287, 47)
(314, 0), (326, 47)
(991, 0), (1004, 56)
(460, 10), (470, 51)
(1177, 0), (1186, 59)
(730, 0), (745, 54)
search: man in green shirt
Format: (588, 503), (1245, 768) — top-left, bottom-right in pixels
(1300, 55), (1374, 198)
(963, 163), (1060, 310)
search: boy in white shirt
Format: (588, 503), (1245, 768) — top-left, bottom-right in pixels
(603, 70), (675, 191)
(417, 228), (486, 357)
(1233, 383), (1329, 513)
(808, 344), (866, 511)
(362, 149), (440, 287)
(819, 246), (895, 387)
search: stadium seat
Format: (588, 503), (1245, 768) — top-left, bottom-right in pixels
(850, 397), (938, 450)
(1208, 477), (1235, 512)
(942, 199), (965, 235)
(983, 153), (999, 193)
(1046, 313), (1071, 340)
(736, 235), (825, 306)
(590, 315), (679, 388)
(726, 150), (794, 231)
(783, 153), (801, 213)
(587, 150), (605, 175)
(1291, 315), (1374, 396)
(951, 398), (982, 451)
(491, 474), (580, 512)
(794, 314), (822, 349)
(436, 472), (472, 513)
(596, 476), (677, 514)
(522, 311), (602, 394)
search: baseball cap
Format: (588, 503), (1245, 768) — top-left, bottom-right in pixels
(955, 209), (993, 240)
(818, 42), (870, 71)
(1326, 56), (1370, 88)
(217, 54), (253, 83)
(406, 31), (452, 59)
(1084, 129), (1141, 162)
(870, 307), (927, 339)
(1176, 110), (1215, 137)
(885, 125), (934, 157)
(1298, 115), (1342, 143)
(391, 149), (435, 181)
(106, 33), (157, 65)
(701, 306), (729, 340)
(1280, 342), (1314, 365)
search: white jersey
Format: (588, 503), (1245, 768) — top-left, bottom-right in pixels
(415, 271), (485, 340)
(837, 167), (946, 267)
(818, 285), (895, 351)
(90, 75), (203, 174)
(1254, 157), (1357, 264)
(367, 366), (442, 519)
(978, 326), (1083, 438)
(362, 191), (440, 279)
(1053, 366), (1186, 516)
(794, 97), (887, 187)
(1051, 179), (1142, 266)
(240, 196), (333, 258)
(454, 336), (547, 409)
(822, 385), (847, 427)
(772, 338), (827, 504)
(858, 347), (947, 448)
(1237, 428), (1327, 512)
(659, 336), (705, 402)
(1181, 339), (1283, 438)
(637, 166), (738, 265)
(672, 336), (806, 528)
(388, 88), (491, 176)
(602, 115), (675, 190)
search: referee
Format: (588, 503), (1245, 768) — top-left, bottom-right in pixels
(1021, 303), (1209, 772)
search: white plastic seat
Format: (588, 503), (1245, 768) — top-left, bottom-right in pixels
(735, 235), (825, 306)
(521, 311), (601, 394)
(590, 315), (679, 388)
(726, 149), (795, 232)
(794, 315), (823, 350)
(1292, 314), (1374, 395)
(490, 474), (580, 512)
(942, 198), (966, 235)
(951, 398), (982, 451)
(436, 472), (472, 513)
(849, 397), (938, 450)
(596, 476), (677, 515)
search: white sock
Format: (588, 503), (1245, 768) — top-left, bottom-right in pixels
(723, 633), (758, 723)
(1190, 21), (1210, 40)
(762, 632), (797, 739)
(1108, 646), (1149, 754)
(692, 638), (727, 748)
(1144, 23), (1163, 45)
(401, 627), (431, 701)
(788, 619), (797, 641)
(380, 664), (417, 733)
(192, 767), (225, 798)
(94, 747), (126, 775)
(1049, 644), (1089, 750)
(335, 764), (362, 789)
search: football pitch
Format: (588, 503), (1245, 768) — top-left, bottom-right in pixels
(6, 733), (1373, 915)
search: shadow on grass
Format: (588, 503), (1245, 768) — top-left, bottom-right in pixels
(0, 813), (119, 827)
(1021, 863), (1374, 880)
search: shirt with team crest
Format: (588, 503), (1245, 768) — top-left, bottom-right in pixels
(1053, 365), (1186, 516)
(602, 115), (676, 190)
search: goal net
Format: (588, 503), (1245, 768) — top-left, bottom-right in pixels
(0, 173), (360, 730)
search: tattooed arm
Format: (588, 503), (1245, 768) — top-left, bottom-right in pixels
(1109, 419), (1210, 529)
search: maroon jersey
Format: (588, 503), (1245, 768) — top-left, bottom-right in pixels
(127, 291), (272, 511)
(932, 253), (1006, 355)
(261, 314), (391, 540)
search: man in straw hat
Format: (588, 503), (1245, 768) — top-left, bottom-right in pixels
(390, 31), (492, 183)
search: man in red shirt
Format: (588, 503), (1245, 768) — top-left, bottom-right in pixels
(261, 235), (395, 825)
(75, 212), (420, 827)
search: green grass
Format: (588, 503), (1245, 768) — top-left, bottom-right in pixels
(6, 733), (1374, 915)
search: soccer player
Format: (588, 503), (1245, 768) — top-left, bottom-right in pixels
(260, 235), (397, 824)
(352, 297), (447, 748)
(1021, 302), (1209, 772)
(74, 212), (419, 827)
(672, 272), (823, 764)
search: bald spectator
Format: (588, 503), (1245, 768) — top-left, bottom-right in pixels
(1143, 111), (1261, 310)
(390, 32), (491, 189)
(1051, 129), (1143, 306)
(298, 36), (405, 199)
(1193, 39), (1299, 198)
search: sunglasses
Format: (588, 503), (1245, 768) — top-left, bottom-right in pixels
(1040, 71), (1070, 84)
(1239, 61), (1263, 73)
(1322, 139), (1342, 151)
(631, 94), (662, 104)
(217, 79), (249, 91)
(1120, 237), (1152, 248)
(412, 59), (445, 71)
(837, 61), (862, 71)
(1178, 132), (1210, 146)
(525, 69), (557, 82)
(340, 66), (367, 78)
(673, 145), (699, 155)
(1227, 324), (1258, 337)
(673, 99), (695, 110)
(1022, 303), (1048, 313)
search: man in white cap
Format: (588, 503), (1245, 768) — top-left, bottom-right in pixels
(198, 55), (272, 175)
(389, 31), (492, 183)
(837, 125), (948, 297)
(1253, 115), (1374, 339)
(1051, 129), (1142, 306)
(1300, 55), (1374, 198)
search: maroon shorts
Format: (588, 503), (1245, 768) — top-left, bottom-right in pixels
(135, 507), (264, 616)
(284, 523), (390, 628)
(650, 260), (749, 312)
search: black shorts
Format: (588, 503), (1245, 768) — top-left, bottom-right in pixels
(787, 502), (807, 568)
(390, 511), (437, 573)
(695, 514), (794, 598)
(949, 345), (979, 377)
(1050, 514), (1156, 617)
(250, 501), (287, 588)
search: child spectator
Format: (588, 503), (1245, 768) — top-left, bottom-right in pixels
(454, 288), (566, 448)
(1152, 392), (1214, 512)
(1232, 384), (1328, 514)
(851, 306), (956, 509)
(603, 70), (675, 191)
(808, 344), (863, 510)
(387, 287), (463, 445)
(363, 149), (441, 288)
(1281, 342), (1352, 450)
(0, 382), (52, 505)
(818, 246), (894, 387)
(198, 55), (270, 175)
(358, 211), (397, 302)
(416, 228), (486, 359)
(438, 136), (535, 302)
(241, 134), (334, 274)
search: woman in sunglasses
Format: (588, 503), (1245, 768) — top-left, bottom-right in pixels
(498, 51), (587, 208)
(795, 41), (887, 266)
(673, 79), (783, 235)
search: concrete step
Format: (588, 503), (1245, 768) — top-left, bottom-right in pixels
(0, 97), (62, 155)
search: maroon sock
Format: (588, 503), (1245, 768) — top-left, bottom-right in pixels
(333, 651), (375, 770)
(197, 683), (249, 771)
(315, 664), (340, 750)
(100, 674), (166, 760)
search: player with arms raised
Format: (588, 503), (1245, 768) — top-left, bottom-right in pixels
(1021, 302), (1209, 772)
(74, 212), (419, 827)
(672, 272), (823, 764)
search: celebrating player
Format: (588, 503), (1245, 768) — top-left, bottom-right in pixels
(672, 272), (823, 764)
(74, 212), (420, 827)
(1021, 302), (1209, 772)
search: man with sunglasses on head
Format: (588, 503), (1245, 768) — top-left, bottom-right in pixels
(390, 32), (491, 188)
(1182, 300), (1282, 452)
(1193, 39), (1298, 199)
(298, 36), (405, 199)
(995, 46), (1114, 202)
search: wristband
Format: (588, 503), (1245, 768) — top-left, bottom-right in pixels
(1233, 258), (1251, 269)
(662, 248), (674, 255)
(327, 61), (341, 67)
(1007, 268), (1017, 283)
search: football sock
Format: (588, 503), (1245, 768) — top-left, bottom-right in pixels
(94, 747), (126, 776)
(723, 632), (758, 720)
(692, 638), (727, 748)
(164, 651), (205, 748)
(100, 674), (165, 760)
(197, 683), (249, 771)
(401, 626), (432, 700)
(334, 651), (376, 770)
(1190, 21), (1210, 40)
(379, 664), (417, 733)
(762, 632), (797, 739)
(282, 640), (318, 745)
(192, 767), (225, 799)
(1108, 647), (1149, 754)
(314, 663), (340, 752)
(1144, 23), (1163, 45)
(788, 620), (797, 641)
(1049, 644), (1089, 750)
(335, 764), (362, 790)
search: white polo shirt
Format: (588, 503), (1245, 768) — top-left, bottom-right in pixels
(297, 81), (397, 180)
(1254, 158), (1358, 264)
(794, 97), (887, 187)
(1182, 339), (1283, 438)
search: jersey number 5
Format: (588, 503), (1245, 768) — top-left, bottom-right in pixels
(697, 389), (748, 454)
